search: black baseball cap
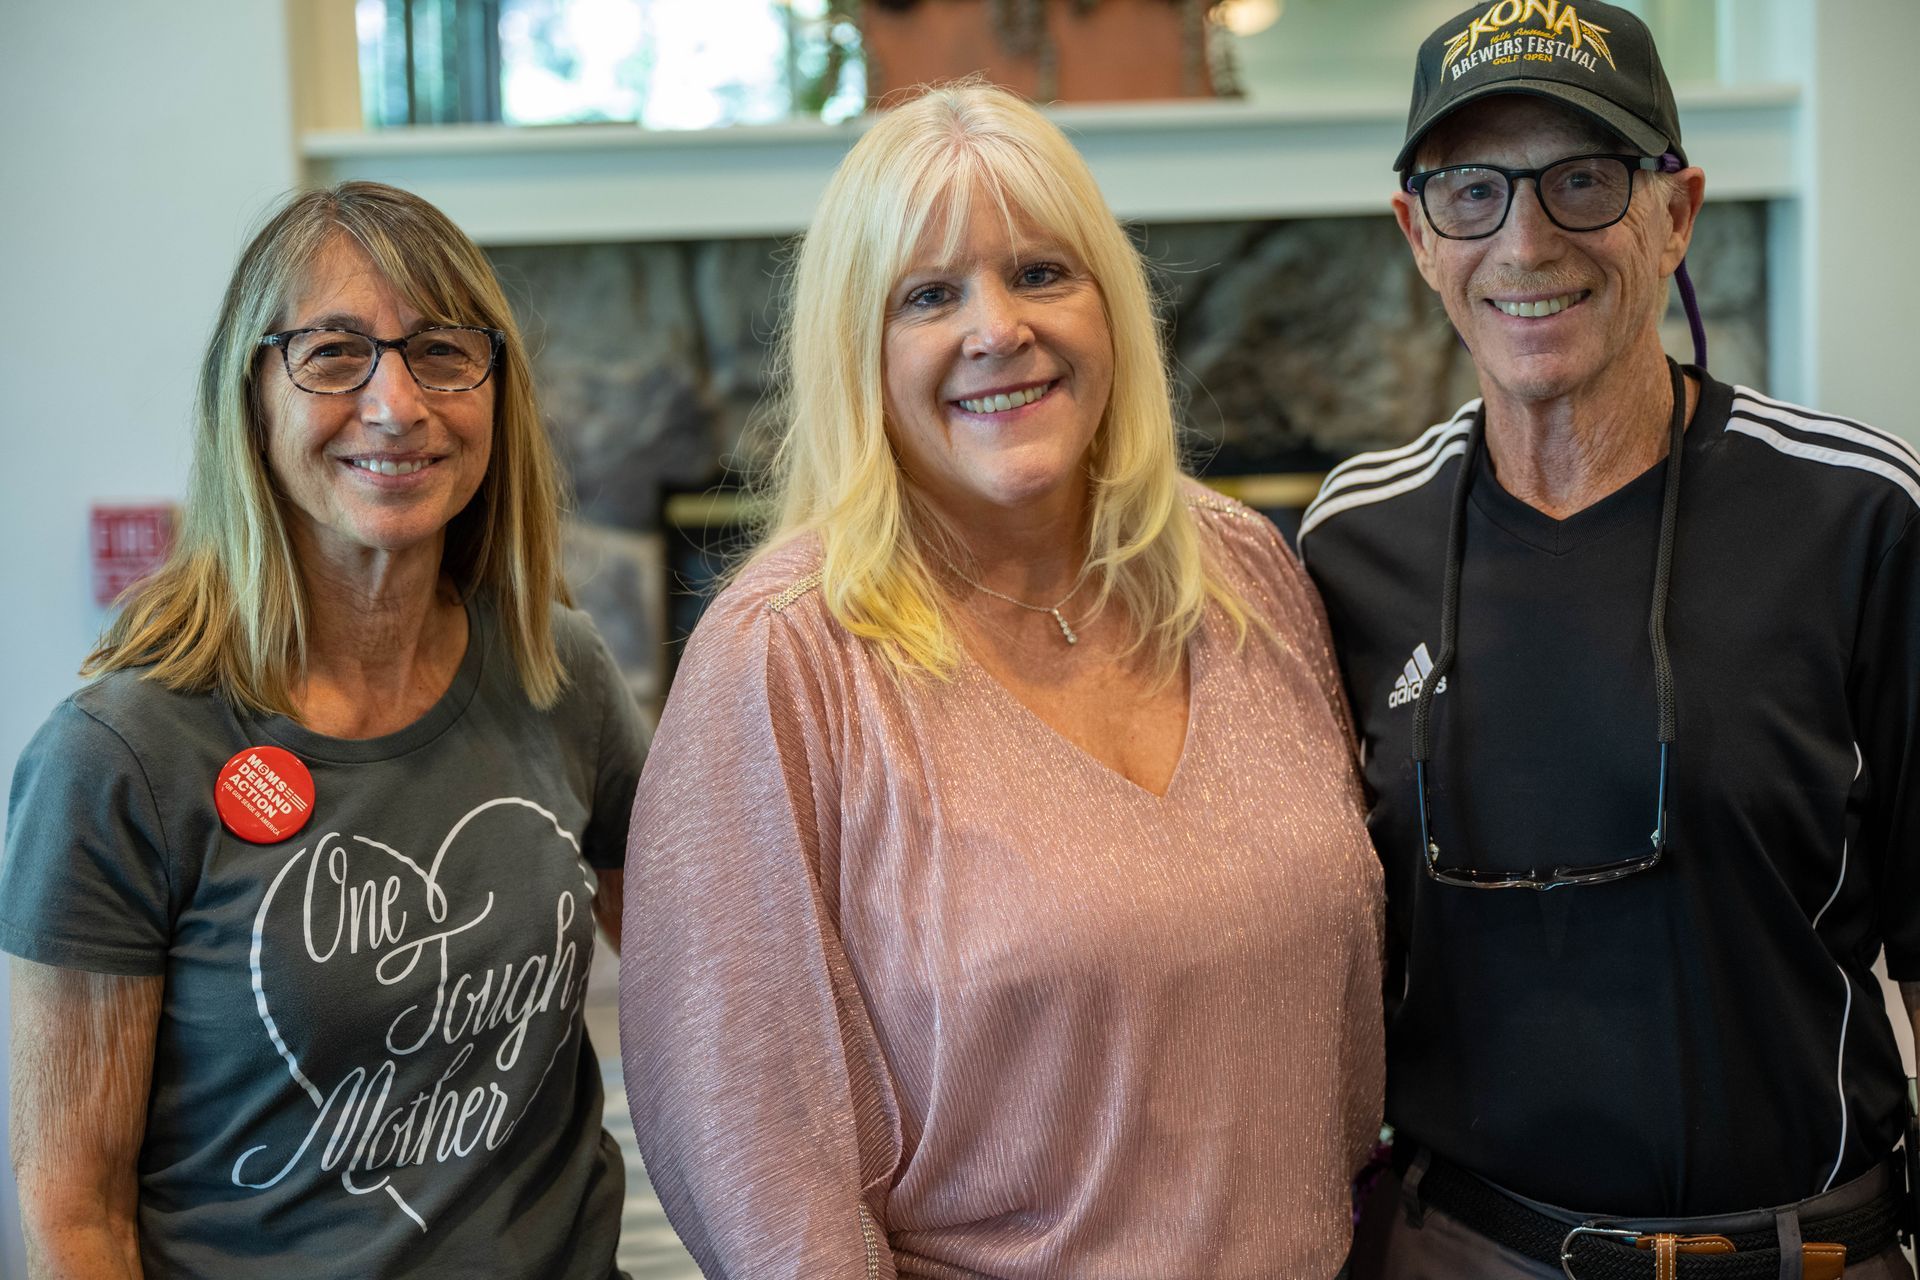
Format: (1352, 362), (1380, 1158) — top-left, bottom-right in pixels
(1395, 0), (1685, 172)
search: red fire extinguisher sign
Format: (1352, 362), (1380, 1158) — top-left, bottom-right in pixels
(90, 504), (176, 606)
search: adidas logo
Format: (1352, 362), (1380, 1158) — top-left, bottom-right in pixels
(1387, 642), (1447, 709)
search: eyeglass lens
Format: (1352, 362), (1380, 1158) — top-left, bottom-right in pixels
(1422, 156), (1635, 239)
(282, 328), (494, 393)
(1417, 743), (1667, 891)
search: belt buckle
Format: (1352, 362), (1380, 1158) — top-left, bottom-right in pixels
(1560, 1224), (1641, 1279)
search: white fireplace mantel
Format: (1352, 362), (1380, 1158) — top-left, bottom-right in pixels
(301, 85), (1803, 247)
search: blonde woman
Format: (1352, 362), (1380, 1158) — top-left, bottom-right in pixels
(620, 84), (1383, 1278)
(2, 182), (643, 1279)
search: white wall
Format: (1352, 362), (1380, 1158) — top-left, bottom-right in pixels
(0, 4), (299, 1274)
(1793, 0), (1920, 429)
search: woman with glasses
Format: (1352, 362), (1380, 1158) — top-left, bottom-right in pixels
(619, 82), (1384, 1279)
(2, 182), (643, 1279)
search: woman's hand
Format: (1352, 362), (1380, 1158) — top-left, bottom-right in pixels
(10, 957), (162, 1280)
(593, 868), (623, 950)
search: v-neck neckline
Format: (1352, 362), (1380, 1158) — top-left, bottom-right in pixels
(1468, 374), (1721, 557)
(1469, 440), (1667, 555)
(955, 617), (1206, 802)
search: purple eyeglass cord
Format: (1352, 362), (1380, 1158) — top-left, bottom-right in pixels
(1661, 152), (1709, 371)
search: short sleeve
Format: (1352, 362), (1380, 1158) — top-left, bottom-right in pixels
(1854, 512), (1920, 978)
(619, 583), (900, 1279)
(0, 699), (174, 975)
(576, 623), (648, 872)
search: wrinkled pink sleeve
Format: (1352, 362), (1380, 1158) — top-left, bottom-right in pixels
(619, 587), (900, 1279)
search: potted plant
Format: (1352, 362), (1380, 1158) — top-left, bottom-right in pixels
(862, 0), (1229, 103)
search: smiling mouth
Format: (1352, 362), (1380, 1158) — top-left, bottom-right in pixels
(346, 457), (439, 477)
(954, 381), (1057, 415)
(1490, 290), (1590, 318)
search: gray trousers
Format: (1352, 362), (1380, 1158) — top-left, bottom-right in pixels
(1357, 1159), (1914, 1280)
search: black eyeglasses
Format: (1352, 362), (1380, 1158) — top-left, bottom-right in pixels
(1405, 153), (1661, 241)
(1415, 745), (1671, 890)
(259, 326), (504, 395)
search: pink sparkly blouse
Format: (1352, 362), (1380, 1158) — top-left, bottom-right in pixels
(620, 490), (1384, 1279)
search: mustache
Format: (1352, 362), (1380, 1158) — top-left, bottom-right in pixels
(1474, 273), (1591, 298)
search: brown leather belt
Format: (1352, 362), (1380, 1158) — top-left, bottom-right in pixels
(1559, 1225), (1847, 1280)
(1405, 1148), (1903, 1279)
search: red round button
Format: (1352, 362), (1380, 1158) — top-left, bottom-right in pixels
(215, 745), (316, 844)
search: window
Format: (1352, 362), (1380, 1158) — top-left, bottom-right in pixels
(356, 0), (864, 128)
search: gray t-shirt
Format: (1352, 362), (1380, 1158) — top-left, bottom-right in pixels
(1, 602), (645, 1279)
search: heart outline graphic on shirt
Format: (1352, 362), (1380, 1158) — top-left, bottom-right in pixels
(231, 796), (598, 1231)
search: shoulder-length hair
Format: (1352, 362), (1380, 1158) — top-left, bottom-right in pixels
(754, 81), (1250, 678)
(84, 181), (572, 711)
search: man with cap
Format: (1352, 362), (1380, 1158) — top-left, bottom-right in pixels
(1300, 2), (1920, 1277)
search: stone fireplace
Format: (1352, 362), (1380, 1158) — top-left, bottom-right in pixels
(491, 200), (1768, 714)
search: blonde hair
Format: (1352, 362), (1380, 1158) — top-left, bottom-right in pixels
(85, 181), (573, 712)
(755, 81), (1249, 677)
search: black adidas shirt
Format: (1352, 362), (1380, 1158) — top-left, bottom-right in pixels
(1300, 369), (1920, 1215)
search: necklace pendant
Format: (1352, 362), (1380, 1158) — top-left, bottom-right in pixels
(1051, 608), (1078, 645)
